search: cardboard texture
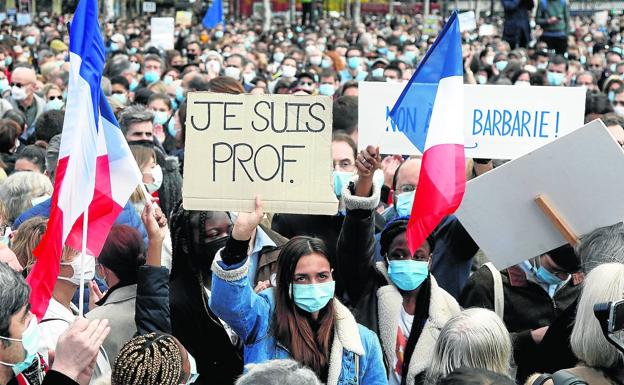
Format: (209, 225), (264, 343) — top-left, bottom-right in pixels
(358, 82), (586, 159)
(455, 120), (624, 269)
(183, 92), (338, 214)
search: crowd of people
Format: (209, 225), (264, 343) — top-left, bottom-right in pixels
(1, 0), (624, 384)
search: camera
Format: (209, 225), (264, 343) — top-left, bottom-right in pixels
(593, 299), (624, 354)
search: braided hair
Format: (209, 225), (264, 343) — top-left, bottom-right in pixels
(170, 202), (209, 280)
(111, 332), (184, 385)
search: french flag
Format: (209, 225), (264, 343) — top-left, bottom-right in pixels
(27, 0), (142, 320)
(390, 12), (466, 254)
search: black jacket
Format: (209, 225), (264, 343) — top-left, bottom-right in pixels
(460, 264), (583, 382)
(135, 265), (171, 335)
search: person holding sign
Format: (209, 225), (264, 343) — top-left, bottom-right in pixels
(335, 145), (460, 385)
(209, 198), (388, 385)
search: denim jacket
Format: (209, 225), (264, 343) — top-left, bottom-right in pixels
(209, 254), (388, 385)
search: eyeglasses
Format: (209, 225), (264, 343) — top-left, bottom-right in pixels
(10, 82), (29, 88)
(298, 81), (314, 86)
(615, 101), (624, 107)
(48, 95), (62, 101)
(333, 160), (355, 172)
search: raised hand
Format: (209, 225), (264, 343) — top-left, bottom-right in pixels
(232, 196), (264, 241)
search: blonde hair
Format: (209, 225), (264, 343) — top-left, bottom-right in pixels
(129, 145), (155, 203)
(571, 263), (624, 368)
(148, 81), (167, 94)
(0, 172), (53, 223)
(425, 308), (512, 384)
(11, 217), (48, 271)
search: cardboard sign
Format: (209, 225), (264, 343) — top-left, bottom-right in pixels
(16, 13), (31, 26)
(422, 15), (441, 36)
(458, 11), (477, 32)
(143, 1), (156, 12)
(358, 82), (586, 159)
(150, 17), (174, 50)
(175, 11), (193, 26)
(183, 92), (338, 215)
(456, 120), (624, 269)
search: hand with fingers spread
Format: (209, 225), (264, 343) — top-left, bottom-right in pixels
(381, 155), (403, 188)
(355, 146), (381, 197)
(232, 196), (264, 241)
(88, 281), (105, 310)
(52, 318), (110, 385)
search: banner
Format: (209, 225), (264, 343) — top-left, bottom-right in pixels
(358, 82), (586, 159)
(183, 92), (338, 214)
(151, 17), (175, 50)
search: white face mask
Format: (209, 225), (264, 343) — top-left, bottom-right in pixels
(224, 66), (241, 80)
(282, 65), (297, 78)
(11, 85), (27, 101)
(242, 72), (256, 84)
(515, 80), (531, 86)
(207, 60), (221, 74)
(59, 254), (96, 286)
(145, 164), (163, 194)
(615, 105), (624, 118)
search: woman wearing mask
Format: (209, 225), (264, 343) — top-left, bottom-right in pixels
(335, 145), (460, 385)
(209, 199), (388, 385)
(129, 145), (162, 213)
(42, 84), (64, 112)
(147, 93), (175, 147)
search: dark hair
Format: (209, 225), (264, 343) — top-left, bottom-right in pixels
(0, 262), (30, 343)
(34, 110), (64, 143)
(273, 237), (336, 382)
(510, 69), (531, 84)
(550, 55), (568, 70)
(436, 368), (516, 385)
(385, 64), (403, 79)
(585, 93), (614, 116)
(380, 217), (436, 256)
(331, 132), (356, 160)
(0, 119), (19, 153)
(2, 109), (26, 134)
(147, 93), (173, 111)
(99, 225), (146, 286)
(111, 75), (130, 90)
(207, 76), (245, 94)
(16, 144), (46, 173)
(133, 87), (155, 106)
(319, 69), (339, 82)
(341, 81), (359, 96)
(602, 112), (624, 127)
(188, 75), (210, 92)
(332, 96), (358, 135)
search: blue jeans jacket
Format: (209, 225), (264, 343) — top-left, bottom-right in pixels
(209, 257), (388, 385)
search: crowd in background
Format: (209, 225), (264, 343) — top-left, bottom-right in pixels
(1, 1), (624, 385)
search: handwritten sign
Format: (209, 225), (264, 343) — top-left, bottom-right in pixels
(456, 120), (624, 269)
(358, 82), (586, 159)
(458, 11), (477, 32)
(151, 17), (174, 50)
(175, 11), (193, 26)
(183, 92), (338, 214)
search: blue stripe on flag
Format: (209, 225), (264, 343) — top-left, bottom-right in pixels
(69, 0), (105, 132)
(390, 11), (463, 152)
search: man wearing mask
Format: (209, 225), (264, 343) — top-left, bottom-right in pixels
(460, 245), (583, 383)
(6, 66), (44, 142)
(186, 42), (202, 64)
(340, 47), (368, 84)
(546, 55), (567, 86)
(0, 261), (111, 385)
(142, 55), (164, 86)
(336, 145), (460, 385)
(110, 76), (130, 107)
(224, 54), (245, 82)
(318, 70), (340, 97)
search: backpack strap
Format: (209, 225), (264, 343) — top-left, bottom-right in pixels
(484, 262), (504, 319)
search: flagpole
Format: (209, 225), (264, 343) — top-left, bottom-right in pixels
(79, 209), (88, 317)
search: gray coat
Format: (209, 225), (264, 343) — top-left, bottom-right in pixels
(86, 284), (137, 362)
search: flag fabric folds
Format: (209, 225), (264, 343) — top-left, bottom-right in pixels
(203, 0), (224, 29)
(27, 0), (142, 320)
(389, 11), (466, 255)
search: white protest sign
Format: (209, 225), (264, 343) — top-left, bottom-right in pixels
(478, 24), (495, 36)
(16, 13), (31, 26)
(456, 120), (624, 269)
(143, 1), (156, 12)
(358, 82), (585, 159)
(150, 17), (174, 51)
(183, 92), (338, 214)
(594, 10), (608, 27)
(458, 11), (477, 32)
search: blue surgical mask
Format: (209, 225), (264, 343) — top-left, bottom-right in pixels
(25, 36), (36, 46)
(215, 30), (224, 39)
(0, 317), (40, 375)
(404, 51), (417, 62)
(153, 110), (169, 126)
(534, 264), (564, 286)
(319, 83), (335, 97)
(395, 190), (415, 217)
(144, 71), (160, 84)
(347, 56), (361, 70)
(167, 118), (176, 138)
(170, 97), (178, 110)
(291, 281), (335, 313)
(273, 51), (285, 63)
(609, 91), (616, 103)
(185, 351), (199, 384)
(547, 71), (565, 86)
(321, 58), (332, 68)
(372, 67), (385, 78)
(0, 79), (9, 92)
(378, 47), (388, 55)
(176, 86), (186, 102)
(387, 51), (396, 61)
(129, 79), (139, 91)
(44, 98), (64, 111)
(110, 42), (119, 52)
(387, 260), (429, 291)
(5, 56), (12, 66)
(128, 47), (138, 55)
(495, 60), (508, 72)
(111, 93), (127, 106)
(131, 62), (141, 73)
(163, 75), (174, 85)
(333, 171), (352, 197)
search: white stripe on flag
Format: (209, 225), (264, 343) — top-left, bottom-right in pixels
(423, 76), (464, 151)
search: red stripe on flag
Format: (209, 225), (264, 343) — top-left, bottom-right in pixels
(407, 143), (466, 254)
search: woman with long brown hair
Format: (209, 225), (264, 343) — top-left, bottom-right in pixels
(209, 198), (387, 385)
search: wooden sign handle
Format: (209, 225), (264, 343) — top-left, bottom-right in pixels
(535, 194), (580, 247)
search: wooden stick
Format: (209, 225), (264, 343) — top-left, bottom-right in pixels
(535, 194), (580, 247)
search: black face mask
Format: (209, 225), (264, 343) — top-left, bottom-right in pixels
(196, 236), (228, 271)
